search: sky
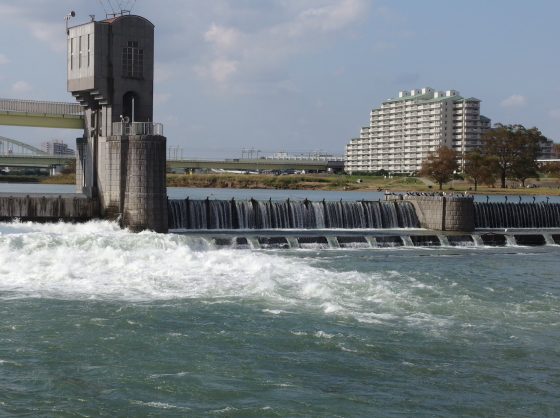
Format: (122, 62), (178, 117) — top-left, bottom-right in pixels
(0, 0), (559, 158)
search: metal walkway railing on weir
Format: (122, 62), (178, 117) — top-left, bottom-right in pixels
(0, 98), (83, 116)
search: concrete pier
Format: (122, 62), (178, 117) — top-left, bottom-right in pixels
(385, 195), (475, 232)
(101, 135), (168, 233)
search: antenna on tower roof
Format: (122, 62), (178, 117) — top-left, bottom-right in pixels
(99, 0), (135, 18)
(98, 0), (108, 16)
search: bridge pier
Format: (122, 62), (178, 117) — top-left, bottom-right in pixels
(49, 165), (62, 176)
(100, 134), (168, 232)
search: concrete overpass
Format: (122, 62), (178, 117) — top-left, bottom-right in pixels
(0, 98), (84, 129)
(0, 154), (343, 172)
(0, 154), (72, 168)
(167, 158), (343, 172)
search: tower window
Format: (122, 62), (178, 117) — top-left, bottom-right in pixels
(122, 41), (144, 78)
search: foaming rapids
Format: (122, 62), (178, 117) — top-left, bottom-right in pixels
(0, 220), (448, 324)
(1, 220), (553, 335)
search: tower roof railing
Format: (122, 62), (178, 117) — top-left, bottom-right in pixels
(0, 98), (84, 116)
(112, 122), (163, 136)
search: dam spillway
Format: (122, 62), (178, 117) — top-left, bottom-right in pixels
(474, 202), (560, 229)
(168, 199), (420, 230)
(168, 198), (560, 231)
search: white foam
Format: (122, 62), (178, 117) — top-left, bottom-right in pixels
(262, 309), (288, 315)
(315, 331), (336, 339)
(0, 220), (510, 334)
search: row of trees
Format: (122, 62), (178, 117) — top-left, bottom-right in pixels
(419, 123), (555, 190)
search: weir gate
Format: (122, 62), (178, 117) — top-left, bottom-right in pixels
(165, 197), (560, 232)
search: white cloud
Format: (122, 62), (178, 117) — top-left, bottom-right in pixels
(549, 109), (560, 119)
(12, 81), (33, 92)
(204, 24), (243, 48)
(500, 94), (527, 108)
(154, 63), (175, 84)
(372, 41), (395, 51)
(192, 0), (370, 93)
(210, 59), (238, 82)
(373, 6), (407, 23)
(154, 93), (172, 105)
(0, 3), (64, 51)
(0, 54), (9, 65)
(297, 0), (369, 32)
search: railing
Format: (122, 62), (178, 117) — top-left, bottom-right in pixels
(112, 122), (164, 136)
(0, 98), (83, 115)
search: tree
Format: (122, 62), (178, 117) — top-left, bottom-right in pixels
(463, 151), (499, 191)
(553, 143), (560, 159)
(418, 146), (459, 190)
(510, 155), (539, 187)
(542, 144), (560, 178)
(480, 123), (544, 188)
(60, 158), (76, 175)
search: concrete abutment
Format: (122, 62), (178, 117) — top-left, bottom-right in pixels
(385, 195), (475, 232)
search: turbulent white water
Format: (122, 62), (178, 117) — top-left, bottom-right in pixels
(0, 221), (464, 329)
(0, 221), (396, 309)
(2, 219), (560, 417)
(1, 220), (557, 337)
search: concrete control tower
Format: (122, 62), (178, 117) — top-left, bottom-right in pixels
(67, 12), (168, 232)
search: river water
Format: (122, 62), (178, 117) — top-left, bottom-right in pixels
(1, 185), (559, 417)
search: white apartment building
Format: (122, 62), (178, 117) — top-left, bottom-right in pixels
(345, 87), (491, 174)
(41, 139), (75, 156)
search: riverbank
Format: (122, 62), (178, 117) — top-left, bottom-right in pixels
(40, 174), (76, 184)
(38, 172), (560, 195)
(166, 173), (560, 195)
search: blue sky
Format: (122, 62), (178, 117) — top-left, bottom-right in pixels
(0, 0), (559, 158)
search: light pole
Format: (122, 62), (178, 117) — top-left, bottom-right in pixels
(64, 11), (75, 34)
(452, 170), (457, 189)
(251, 148), (261, 159)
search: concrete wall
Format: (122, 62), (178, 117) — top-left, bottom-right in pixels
(385, 195), (475, 232)
(0, 195), (99, 222)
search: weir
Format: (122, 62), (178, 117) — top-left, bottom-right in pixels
(167, 199), (420, 230)
(474, 202), (560, 229)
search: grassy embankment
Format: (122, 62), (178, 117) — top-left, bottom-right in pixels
(167, 173), (560, 195)
(37, 172), (560, 195)
(40, 174), (76, 184)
